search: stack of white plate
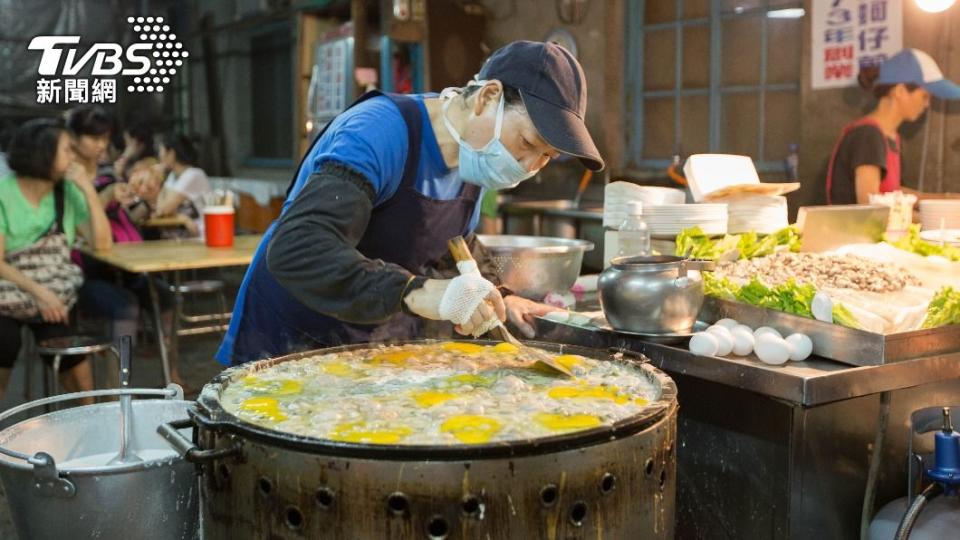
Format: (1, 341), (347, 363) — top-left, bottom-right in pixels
(919, 200), (960, 230)
(726, 196), (788, 234)
(644, 204), (728, 236)
(634, 185), (687, 205)
(603, 182), (688, 228)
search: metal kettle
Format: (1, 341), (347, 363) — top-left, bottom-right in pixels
(598, 255), (712, 334)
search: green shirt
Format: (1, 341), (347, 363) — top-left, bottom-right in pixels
(0, 174), (91, 253)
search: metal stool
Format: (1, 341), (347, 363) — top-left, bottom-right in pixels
(35, 335), (116, 398)
(169, 279), (230, 337)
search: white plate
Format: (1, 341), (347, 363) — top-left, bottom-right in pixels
(919, 228), (960, 245)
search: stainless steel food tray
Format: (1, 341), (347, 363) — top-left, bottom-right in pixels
(701, 297), (960, 366)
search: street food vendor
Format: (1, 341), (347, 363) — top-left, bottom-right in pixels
(216, 41), (604, 365)
(825, 48), (960, 205)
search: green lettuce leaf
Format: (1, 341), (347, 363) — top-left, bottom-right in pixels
(832, 304), (862, 330)
(704, 273), (857, 326)
(922, 286), (960, 329)
(888, 225), (960, 261)
(702, 272), (740, 300)
(675, 225), (802, 261)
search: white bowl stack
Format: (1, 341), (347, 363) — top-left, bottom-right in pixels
(726, 195), (788, 234)
(919, 200), (960, 231)
(644, 203), (728, 237)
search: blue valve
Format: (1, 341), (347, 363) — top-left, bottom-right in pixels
(925, 408), (960, 495)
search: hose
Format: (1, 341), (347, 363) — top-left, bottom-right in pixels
(861, 391), (892, 540)
(894, 482), (943, 540)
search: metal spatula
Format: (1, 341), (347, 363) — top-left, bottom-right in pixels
(108, 335), (142, 465)
(447, 236), (573, 378)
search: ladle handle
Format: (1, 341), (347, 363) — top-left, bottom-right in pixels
(119, 335), (132, 388)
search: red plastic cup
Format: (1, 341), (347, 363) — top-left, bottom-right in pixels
(204, 206), (235, 247)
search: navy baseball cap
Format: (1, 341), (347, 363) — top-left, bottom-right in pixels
(478, 41), (605, 171)
(876, 48), (960, 100)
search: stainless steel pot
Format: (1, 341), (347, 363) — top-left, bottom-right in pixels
(0, 386), (199, 540)
(163, 341), (678, 539)
(599, 255), (712, 334)
(500, 200), (605, 271)
(477, 234), (594, 300)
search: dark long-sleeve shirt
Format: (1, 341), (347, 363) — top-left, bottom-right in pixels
(266, 161), (500, 324)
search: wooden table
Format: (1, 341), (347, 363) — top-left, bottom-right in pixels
(80, 235), (262, 385)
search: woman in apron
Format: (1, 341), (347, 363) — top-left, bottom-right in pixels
(217, 41), (604, 366)
(825, 48), (960, 205)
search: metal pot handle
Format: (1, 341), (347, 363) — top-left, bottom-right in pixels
(157, 418), (242, 464)
(679, 258), (715, 277)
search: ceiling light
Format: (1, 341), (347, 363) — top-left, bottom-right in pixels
(767, 8), (806, 18)
(915, 0), (956, 12)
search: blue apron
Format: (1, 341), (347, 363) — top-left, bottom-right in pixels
(216, 92), (480, 365)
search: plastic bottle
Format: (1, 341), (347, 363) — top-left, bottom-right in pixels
(785, 143), (799, 182)
(617, 201), (651, 257)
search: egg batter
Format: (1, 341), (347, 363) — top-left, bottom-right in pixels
(219, 342), (658, 445)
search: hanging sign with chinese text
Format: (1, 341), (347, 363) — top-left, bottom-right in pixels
(812, 0), (903, 89)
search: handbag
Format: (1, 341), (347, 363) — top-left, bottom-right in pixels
(0, 182), (84, 320)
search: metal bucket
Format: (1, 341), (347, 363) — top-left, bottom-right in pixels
(0, 387), (199, 540)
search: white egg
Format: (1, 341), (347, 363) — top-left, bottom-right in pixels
(706, 325), (734, 356)
(733, 324), (754, 335)
(714, 318), (739, 330)
(689, 332), (719, 356)
(785, 333), (813, 361)
(753, 326), (782, 340)
(755, 334), (791, 365)
(730, 328), (755, 356)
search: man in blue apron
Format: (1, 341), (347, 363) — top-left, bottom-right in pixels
(216, 41), (604, 366)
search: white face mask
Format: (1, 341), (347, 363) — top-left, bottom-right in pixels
(442, 88), (537, 191)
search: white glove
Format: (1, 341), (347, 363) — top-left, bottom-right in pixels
(438, 261), (501, 336)
(403, 261), (504, 336)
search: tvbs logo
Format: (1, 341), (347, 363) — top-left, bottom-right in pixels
(28, 16), (188, 103)
(29, 36), (152, 76)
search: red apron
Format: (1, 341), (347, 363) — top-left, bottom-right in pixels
(825, 117), (901, 204)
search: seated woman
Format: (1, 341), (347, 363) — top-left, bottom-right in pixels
(0, 118), (112, 399)
(112, 119), (156, 182)
(148, 134), (211, 238)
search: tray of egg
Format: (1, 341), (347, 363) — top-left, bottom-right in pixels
(688, 319), (813, 365)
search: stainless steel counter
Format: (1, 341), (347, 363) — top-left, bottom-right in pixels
(535, 316), (960, 539)
(537, 318), (960, 406)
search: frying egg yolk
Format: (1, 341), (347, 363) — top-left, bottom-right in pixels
(553, 355), (584, 371)
(238, 397), (287, 422)
(440, 415), (502, 444)
(440, 342), (487, 355)
(370, 350), (417, 365)
(534, 413), (603, 431)
(547, 385), (629, 404)
(491, 343), (519, 354)
(411, 390), (458, 407)
(240, 377), (302, 396)
(329, 421), (413, 444)
(321, 361), (362, 378)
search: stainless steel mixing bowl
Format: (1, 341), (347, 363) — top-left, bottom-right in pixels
(477, 234), (594, 300)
